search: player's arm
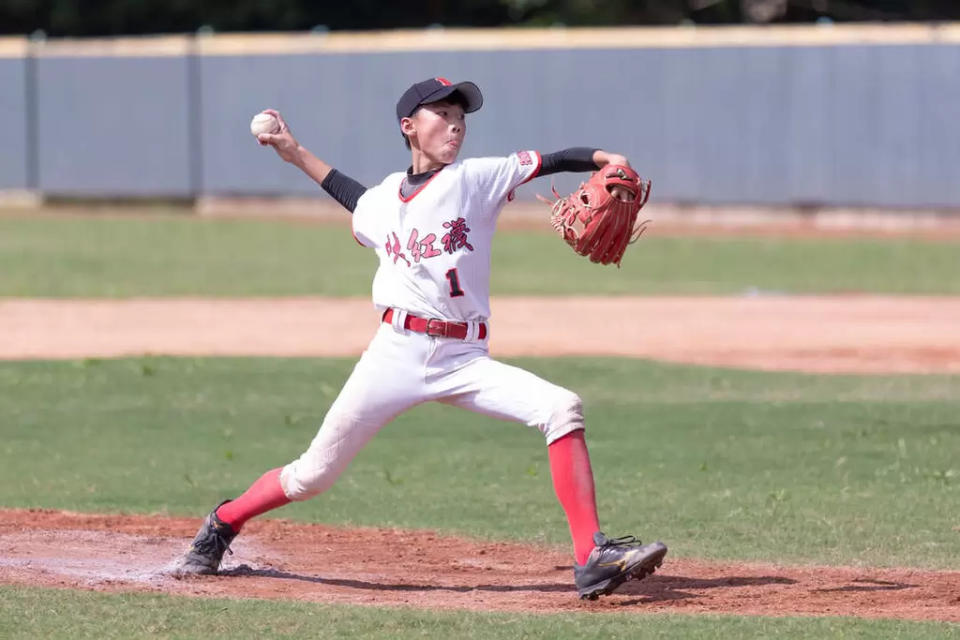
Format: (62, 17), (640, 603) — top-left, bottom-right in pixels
(537, 148), (637, 207)
(319, 170), (366, 214)
(468, 148), (633, 207)
(256, 109), (367, 213)
(591, 149), (632, 169)
(538, 147), (631, 176)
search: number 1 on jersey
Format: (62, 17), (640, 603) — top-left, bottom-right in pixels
(445, 268), (465, 298)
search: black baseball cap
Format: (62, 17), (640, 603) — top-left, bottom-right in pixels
(395, 77), (483, 121)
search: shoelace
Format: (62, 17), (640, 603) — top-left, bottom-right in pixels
(599, 534), (642, 548)
(197, 526), (234, 557)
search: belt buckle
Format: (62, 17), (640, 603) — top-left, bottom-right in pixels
(425, 318), (447, 337)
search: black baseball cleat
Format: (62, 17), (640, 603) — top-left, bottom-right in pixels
(573, 532), (668, 600)
(173, 501), (237, 576)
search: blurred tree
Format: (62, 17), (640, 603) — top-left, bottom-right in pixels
(1, 0), (959, 36)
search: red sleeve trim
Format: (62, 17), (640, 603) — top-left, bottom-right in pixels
(507, 151), (542, 201)
(519, 150), (542, 185)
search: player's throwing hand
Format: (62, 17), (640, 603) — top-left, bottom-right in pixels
(256, 109), (300, 163)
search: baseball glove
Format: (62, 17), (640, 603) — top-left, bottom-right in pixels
(542, 165), (651, 267)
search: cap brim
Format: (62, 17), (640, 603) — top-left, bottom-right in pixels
(422, 81), (483, 113)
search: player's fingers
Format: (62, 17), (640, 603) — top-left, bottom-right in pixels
(257, 133), (279, 146)
(263, 108), (289, 133)
(610, 185), (634, 202)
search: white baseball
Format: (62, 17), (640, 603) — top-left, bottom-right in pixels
(250, 112), (280, 137)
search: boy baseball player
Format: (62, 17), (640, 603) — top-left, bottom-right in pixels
(176, 77), (667, 600)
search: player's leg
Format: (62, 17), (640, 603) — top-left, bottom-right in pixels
(176, 326), (429, 574)
(433, 356), (598, 560)
(279, 325), (435, 502)
(278, 355), (421, 502)
(219, 356), (421, 525)
(213, 468), (288, 532)
(434, 354), (666, 599)
(548, 430), (601, 563)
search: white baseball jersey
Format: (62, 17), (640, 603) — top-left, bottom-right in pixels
(351, 150), (542, 322)
(279, 148), (586, 504)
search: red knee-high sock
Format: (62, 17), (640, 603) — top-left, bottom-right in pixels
(215, 468), (291, 532)
(548, 431), (600, 565)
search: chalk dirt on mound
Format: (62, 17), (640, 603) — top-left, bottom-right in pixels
(2, 296), (960, 373)
(1, 510), (958, 622)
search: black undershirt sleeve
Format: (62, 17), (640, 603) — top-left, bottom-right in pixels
(320, 169), (367, 213)
(538, 147), (600, 176)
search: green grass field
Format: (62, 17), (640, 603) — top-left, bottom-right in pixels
(1, 357), (959, 637)
(2, 586), (957, 640)
(3, 212), (958, 638)
(2, 357), (957, 568)
(1, 214), (958, 296)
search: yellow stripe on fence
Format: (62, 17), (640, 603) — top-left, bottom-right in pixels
(0, 37), (29, 58)
(3, 23), (960, 58)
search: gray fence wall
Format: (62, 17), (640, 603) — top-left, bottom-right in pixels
(36, 55), (196, 196)
(0, 56), (29, 190)
(2, 33), (959, 207)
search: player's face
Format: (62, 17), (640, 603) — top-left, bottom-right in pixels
(410, 100), (466, 165)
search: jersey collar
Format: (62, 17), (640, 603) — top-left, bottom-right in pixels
(399, 165), (445, 202)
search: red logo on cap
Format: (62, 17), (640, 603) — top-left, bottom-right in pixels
(435, 77), (452, 86)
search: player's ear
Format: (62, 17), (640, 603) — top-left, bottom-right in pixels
(400, 117), (417, 148)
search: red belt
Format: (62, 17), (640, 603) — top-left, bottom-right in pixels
(382, 308), (487, 340)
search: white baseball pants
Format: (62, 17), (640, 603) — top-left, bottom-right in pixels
(280, 320), (584, 501)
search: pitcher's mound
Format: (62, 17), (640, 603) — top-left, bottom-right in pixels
(1, 509), (958, 622)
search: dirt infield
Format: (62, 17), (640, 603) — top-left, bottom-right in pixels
(3, 295), (960, 373)
(1, 509), (957, 622)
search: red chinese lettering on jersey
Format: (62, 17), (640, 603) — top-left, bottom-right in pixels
(385, 231), (410, 266)
(518, 151), (533, 166)
(441, 217), (474, 254)
(406, 228), (441, 264)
